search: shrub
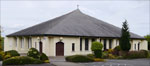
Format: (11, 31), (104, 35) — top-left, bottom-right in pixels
(65, 55), (94, 62)
(40, 53), (50, 63)
(112, 46), (121, 56)
(102, 51), (109, 59)
(93, 58), (106, 62)
(3, 53), (11, 60)
(2, 56), (43, 65)
(27, 48), (40, 59)
(91, 41), (103, 58)
(94, 49), (102, 58)
(91, 41), (103, 51)
(5, 50), (20, 57)
(87, 54), (94, 58)
(108, 54), (116, 59)
(0, 54), (2, 61)
(114, 46), (121, 51)
(108, 49), (113, 53)
(102, 51), (116, 59)
(0, 51), (4, 61)
(124, 50), (149, 59)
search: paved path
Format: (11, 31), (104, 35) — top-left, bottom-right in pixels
(50, 56), (84, 66)
(80, 58), (150, 66)
(50, 57), (150, 66)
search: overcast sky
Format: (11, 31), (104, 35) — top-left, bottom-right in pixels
(1, 0), (150, 37)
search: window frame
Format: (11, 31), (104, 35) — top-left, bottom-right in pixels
(72, 43), (75, 51)
(85, 38), (89, 51)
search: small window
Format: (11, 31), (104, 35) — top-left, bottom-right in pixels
(109, 39), (112, 49)
(72, 43), (75, 51)
(138, 42), (140, 51)
(20, 38), (24, 48)
(80, 38), (82, 51)
(16, 38), (17, 47)
(116, 40), (118, 46)
(134, 44), (136, 50)
(35, 42), (37, 49)
(85, 38), (89, 50)
(28, 37), (32, 48)
(103, 39), (107, 50)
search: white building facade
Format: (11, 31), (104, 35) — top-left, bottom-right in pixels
(4, 9), (148, 56)
(4, 36), (147, 56)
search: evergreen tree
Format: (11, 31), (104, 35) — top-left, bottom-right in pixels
(144, 35), (150, 50)
(120, 20), (131, 51)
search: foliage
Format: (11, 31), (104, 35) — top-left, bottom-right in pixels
(124, 50), (149, 59)
(120, 20), (131, 51)
(112, 46), (121, 56)
(102, 51), (116, 59)
(102, 51), (109, 59)
(144, 35), (150, 50)
(114, 46), (121, 51)
(108, 49), (113, 53)
(5, 50), (20, 57)
(27, 48), (40, 59)
(40, 53), (50, 63)
(91, 41), (103, 51)
(93, 58), (106, 62)
(108, 54), (116, 59)
(0, 51), (11, 60)
(65, 55), (94, 62)
(2, 56), (43, 65)
(0, 36), (4, 51)
(87, 54), (95, 58)
(93, 49), (102, 58)
(91, 41), (103, 58)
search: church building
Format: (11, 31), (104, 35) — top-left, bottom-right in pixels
(4, 9), (147, 56)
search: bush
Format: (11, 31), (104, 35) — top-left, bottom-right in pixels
(65, 55), (94, 62)
(93, 58), (106, 62)
(114, 46), (121, 51)
(108, 54), (116, 59)
(102, 51), (108, 59)
(91, 41), (103, 58)
(5, 50), (20, 57)
(91, 41), (103, 51)
(94, 49), (102, 58)
(27, 48), (40, 59)
(0, 54), (2, 61)
(112, 46), (121, 56)
(102, 51), (116, 59)
(124, 50), (149, 59)
(87, 54), (94, 58)
(0, 51), (4, 61)
(40, 53), (50, 63)
(0, 51), (11, 60)
(2, 56), (43, 65)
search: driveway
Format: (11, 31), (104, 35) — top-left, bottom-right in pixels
(50, 56), (84, 66)
(80, 58), (150, 66)
(50, 57), (150, 66)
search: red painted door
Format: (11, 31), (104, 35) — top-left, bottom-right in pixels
(56, 42), (64, 56)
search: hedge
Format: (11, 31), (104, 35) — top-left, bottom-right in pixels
(65, 55), (94, 62)
(2, 56), (43, 65)
(5, 50), (20, 57)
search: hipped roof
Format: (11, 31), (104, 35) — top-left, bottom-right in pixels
(7, 9), (145, 39)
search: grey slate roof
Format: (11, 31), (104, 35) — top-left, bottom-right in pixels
(7, 9), (145, 39)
